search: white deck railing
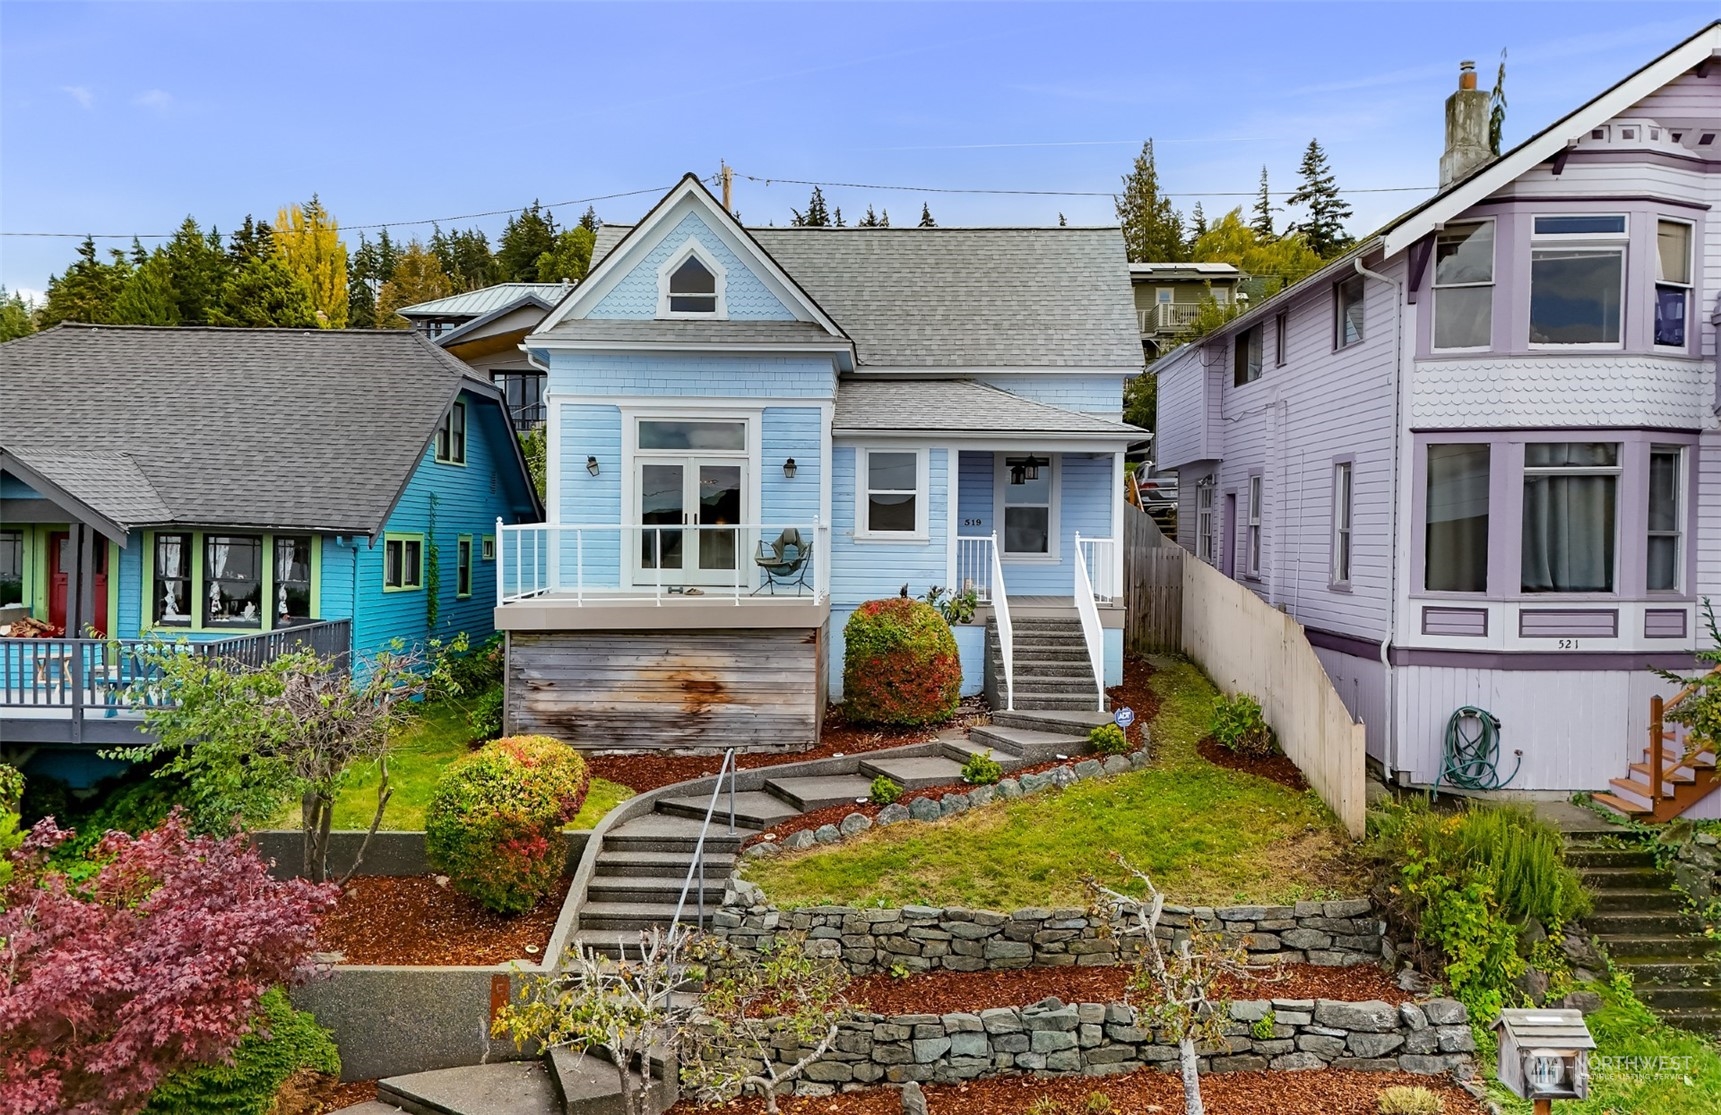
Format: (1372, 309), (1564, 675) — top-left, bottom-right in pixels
(1078, 536), (1118, 605)
(1072, 532), (1108, 712)
(496, 521), (828, 606)
(989, 532), (1014, 712)
(955, 535), (995, 602)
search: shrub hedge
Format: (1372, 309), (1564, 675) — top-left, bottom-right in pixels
(425, 735), (588, 915)
(1087, 723), (1129, 756)
(842, 597), (961, 726)
(142, 987), (339, 1115)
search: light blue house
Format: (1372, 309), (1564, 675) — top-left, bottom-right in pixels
(0, 324), (540, 779)
(496, 175), (1144, 749)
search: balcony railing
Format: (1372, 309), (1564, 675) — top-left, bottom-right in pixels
(497, 522), (829, 605)
(0, 618), (352, 712)
(955, 536), (996, 603)
(1138, 302), (1206, 335)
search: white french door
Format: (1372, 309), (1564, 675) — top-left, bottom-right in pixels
(634, 457), (746, 586)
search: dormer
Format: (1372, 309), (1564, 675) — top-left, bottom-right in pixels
(658, 240), (726, 318)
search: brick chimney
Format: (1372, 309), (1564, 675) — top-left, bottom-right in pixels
(1440, 60), (1493, 188)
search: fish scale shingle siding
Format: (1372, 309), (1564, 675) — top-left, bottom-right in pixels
(589, 212), (796, 321)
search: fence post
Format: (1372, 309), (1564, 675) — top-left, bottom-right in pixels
(1650, 693), (1665, 808)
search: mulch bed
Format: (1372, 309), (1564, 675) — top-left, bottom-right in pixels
(669, 1068), (1486, 1114)
(319, 874), (572, 966)
(1105, 657), (1161, 754)
(846, 961), (1410, 1015)
(587, 698), (992, 794)
(1196, 736), (1310, 792)
(318, 1079), (376, 1112)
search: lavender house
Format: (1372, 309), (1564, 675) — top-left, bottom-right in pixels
(1154, 24), (1721, 819)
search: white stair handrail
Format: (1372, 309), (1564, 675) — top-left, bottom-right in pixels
(1072, 532), (1107, 713)
(989, 532), (1014, 712)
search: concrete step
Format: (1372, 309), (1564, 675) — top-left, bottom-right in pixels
(603, 814), (746, 854)
(572, 927), (674, 959)
(940, 736), (1027, 767)
(1610, 956), (1721, 983)
(857, 754), (970, 789)
(991, 646), (1090, 663)
(1586, 910), (1706, 936)
(547, 1046), (673, 1115)
(581, 900), (712, 932)
(992, 708), (1115, 735)
(332, 1105), (403, 1115)
(378, 1061), (560, 1115)
(1635, 984), (1721, 1010)
(1659, 1007), (1721, 1033)
(586, 875), (710, 905)
(1598, 933), (1721, 959)
(1012, 693), (1107, 712)
(1587, 887), (1688, 913)
(654, 792), (801, 831)
(970, 724), (1089, 761)
(760, 773), (876, 812)
(1014, 660), (1098, 679)
(595, 850), (733, 879)
(1579, 865), (1674, 890)
(1565, 845), (1659, 869)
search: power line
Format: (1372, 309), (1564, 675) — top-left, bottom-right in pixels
(738, 173), (1435, 200)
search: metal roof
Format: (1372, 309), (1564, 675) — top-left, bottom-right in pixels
(0, 324), (529, 536)
(397, 282), (574, 319)
(591, 224), (1143, 370)
(834, 378), (1141, 438)
(1129, 262), (1241, 277)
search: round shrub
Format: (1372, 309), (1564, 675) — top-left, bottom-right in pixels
(869, 776), (903, 806)
(425, 735), (589, 915)
(1212, 693), (1277, 758)
(961, 749), (1002, 785)
(842, 597), (961, 726)
(1088, 723), (1130, 756)
(142, 987), (339, 1115)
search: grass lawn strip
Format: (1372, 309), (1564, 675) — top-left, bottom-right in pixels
(744, 657), (1360, 910)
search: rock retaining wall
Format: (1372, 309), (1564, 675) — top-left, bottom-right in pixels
(759, 995), (1473, 1094)
(716, 885), (1385, 974)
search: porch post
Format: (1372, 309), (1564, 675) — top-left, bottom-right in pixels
(1110, 451), (1126, 599)
(76, 525), (96, 637)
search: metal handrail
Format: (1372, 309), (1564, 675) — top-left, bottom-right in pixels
(990, 532), (1014, 712)
(670, 747), (739, 929)
(1072, 532), (1108, 713)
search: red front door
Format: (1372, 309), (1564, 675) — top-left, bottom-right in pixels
(48, 531), (108, 637)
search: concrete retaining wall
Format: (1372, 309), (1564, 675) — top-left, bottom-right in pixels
(715, 885), (1385, 975)
(756, 995), (1474, 1094)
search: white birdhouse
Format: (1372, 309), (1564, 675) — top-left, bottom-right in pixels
(1492, 1009), (1594, 1102)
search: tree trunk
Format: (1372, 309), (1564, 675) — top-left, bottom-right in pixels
(300, 790), (320, 878)
(336, 762), (393, 887)
(1178, 1035), (1204, 1115)
(313, 791), (336, 883)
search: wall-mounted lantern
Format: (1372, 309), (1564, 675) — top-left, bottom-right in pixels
(586, 455), (600, 477)
(1493, 1009), (1594, 1109)
(783, 458), (797, 479)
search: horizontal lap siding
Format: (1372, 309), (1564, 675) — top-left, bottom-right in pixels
(507, 628), (823, 750)
(956, 451), (993, 538)
(1698, 429), (1721, 601)
(587, 211), (796, 321)
(552, 352), (836, 400)
(829, 446), (950, 608)
(970, 372), (1129, 417)
(762, 407), (823, 532)
(1314, 647), (1389, 764)
(558, 403), (624, 587)
(1152, 353), (1206, 469)
(999, 453), (1112, 595)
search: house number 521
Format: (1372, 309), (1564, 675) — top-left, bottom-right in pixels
(1557, 639), (1580, 650)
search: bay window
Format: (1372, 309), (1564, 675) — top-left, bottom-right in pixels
(274, 535), (315, 626)
(204, 535), (264, 627)
(1528, 215), (1626, 346)
(1520, 442), (1619, 594)
(1424, 444), (1490, 593)
(1647, 446), (1683, 592)
(0, 530), (20, 607)
(1432, 222), (1493, 350)
(153, 533), (194, 626)
(1655, 219), (1692, 347)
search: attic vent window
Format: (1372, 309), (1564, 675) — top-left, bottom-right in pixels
(1701, 133), (1716, 147)
(1590, 128), (1607, 140)
(668, 256), (717, 314)
(1620, 127), (1637, 140)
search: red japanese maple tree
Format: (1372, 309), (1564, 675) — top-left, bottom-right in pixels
(0, 809), (337, 1115)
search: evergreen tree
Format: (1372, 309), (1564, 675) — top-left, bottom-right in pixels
(1189, 202), (1207, 240)
(536, 226), (596, 283)
(1285, 140), (1353, 259)
(918, 203), (936, 228)
(160, 217), (229, 325)
(430, 225), (497, 291)
(214, 253), (319, 327)
(111, 253), (180, 325)
(879, 209), (890, 228)
(497, 202), (559, 281)
(858, 205), (881, 228)
(832, 206), (845, 227)
(1489, 50), (1508, 156)
(128, 237), (150, 267)
(578, 206), (599, 233)
(1250, 166), (1276, 239)
(0, 286), (37, 342)
(39, 237), (131, 326)
(1058, 212), (1068, 227)
(274, 194), (348, 326)
(1114, 140), (1185, 262)
(790, 186), (831, 227)
(346, 233), (377, 328)
(375, 240), (454, 328)
(227, 215), (274, 264)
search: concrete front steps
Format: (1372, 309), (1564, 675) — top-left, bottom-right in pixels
(986, 613), (1110, 714)
(369, 1044), (675, 1115)
(1568, 834), (1721, 1033)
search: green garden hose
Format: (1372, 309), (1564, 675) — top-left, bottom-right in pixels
(1437, 705), (1521, 794)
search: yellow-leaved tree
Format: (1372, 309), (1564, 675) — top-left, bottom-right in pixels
(375, 240), (454, 329)
(274, 195), (348, 328)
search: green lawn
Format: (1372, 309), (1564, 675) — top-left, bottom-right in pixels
(269, 700), (633, 831)
(745, 657), (1359, 910)
(1487, 983), (1721, 1115)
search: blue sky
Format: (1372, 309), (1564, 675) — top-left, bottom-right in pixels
(2, 1), (1715, 300)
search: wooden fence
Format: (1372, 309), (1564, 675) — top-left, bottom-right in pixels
(1121, 506), (1182, 655)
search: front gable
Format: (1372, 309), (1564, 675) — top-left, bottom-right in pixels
(589, 211), (793, 321)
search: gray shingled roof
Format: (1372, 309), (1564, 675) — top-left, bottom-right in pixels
(0, 324), (510, 535)
(542, 318), (838, 345)
(399, 282), (574, 319)
(591, 225), (1141, 369)
(835, 379), (1141, 438)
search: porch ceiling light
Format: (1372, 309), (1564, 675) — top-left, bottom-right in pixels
(783, 457), (797, 479)
(1022, 454), (1046, 481)
(1009, 463), (1027, 485)
(586, 455), (600, 477)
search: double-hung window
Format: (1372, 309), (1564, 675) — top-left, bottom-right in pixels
(0, 530), (20, 607)
(1655, 219), (1693, 348)
(385, 535), (424, 591)
(1424, 444), (1491, 593)
(204, 535), (264, 627)
(435, 402), (467, 464)
(1273, 313), (1287, 367)
(1521, 442), (1620, 593)
(456, 535), (473, 598)
(1195, 480), (1215, 563)
(1647, 446), (1684, 592)
(666, 255), (718, 314)
(274, 535), (315, 627)
(1331, 462), (1353, 585)
(1245, 475), (1262, 577)
(1335, 274), (1365, 348)
(1233, 324), (1262, 386)
(860, 449), (924, 537)
(1529, 215), (1626, 346)
(152, 534), (194, 626)
(1432, 222), (1494, 350)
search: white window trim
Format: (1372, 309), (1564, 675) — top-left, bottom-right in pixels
(656, 238), (728, 320)
(1430, 218), (1496, 354)
(1331, 462), (1352, 587)
(1647, 444), (1685, 594)
(1531, 213), (1629, 239)
(994, 453), (1061, 562)
(1245, 474), (1263, 577)
(1654, 216), (1695, 352)
(855, 447), (930, 542)
(619, 408), (762, 580)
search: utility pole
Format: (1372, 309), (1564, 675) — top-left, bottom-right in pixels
(720, 160), (734, 214)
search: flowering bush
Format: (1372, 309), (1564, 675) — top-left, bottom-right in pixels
(0, 810), (335, 1115)
(425, 736), (588, 915)
(841, 597), (961, 726)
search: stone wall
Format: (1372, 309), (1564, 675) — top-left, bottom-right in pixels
(716, 884), (1384, 975)
(759, 995), (1474, 1094)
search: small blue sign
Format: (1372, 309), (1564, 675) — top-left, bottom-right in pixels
(1113, 706), (1135, 729)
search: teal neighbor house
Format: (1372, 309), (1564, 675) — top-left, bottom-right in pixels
(0, 324), (541, 773)
(497, 175), (1145, 749)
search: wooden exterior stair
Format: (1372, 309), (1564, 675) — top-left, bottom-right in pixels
(1593, 670), (1721, 822)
